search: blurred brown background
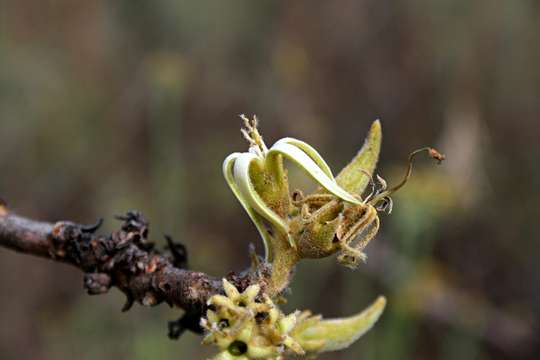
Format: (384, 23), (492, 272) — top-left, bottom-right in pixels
(1, 1), (539, 359)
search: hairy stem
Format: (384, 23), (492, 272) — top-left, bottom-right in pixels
(268, 233), (299, 295)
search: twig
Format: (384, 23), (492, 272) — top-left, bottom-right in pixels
(0, 204), (262, 337)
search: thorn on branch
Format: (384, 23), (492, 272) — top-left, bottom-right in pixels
(122, 292), (135, 312)
(115, 210), (148, 237)
(81, 218), (104, 233)
(168, 311), (205, 340)
(165, 234), (188, 269)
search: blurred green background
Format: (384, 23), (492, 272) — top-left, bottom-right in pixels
(1, 1), (539, 359)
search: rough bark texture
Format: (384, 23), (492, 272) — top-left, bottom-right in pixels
(0, 202), (264, 338)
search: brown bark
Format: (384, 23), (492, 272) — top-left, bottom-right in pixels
(0, 203), (262, 337)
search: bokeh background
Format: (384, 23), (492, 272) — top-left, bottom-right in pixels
(1, 1), (539, 359)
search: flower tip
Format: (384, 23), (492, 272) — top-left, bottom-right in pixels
(222, 278), (241, 299)
(366, 119), (382, 142)
(366, 119), (382, 140)
(428, 147), (445, 164)
(374, 295), (387, 309)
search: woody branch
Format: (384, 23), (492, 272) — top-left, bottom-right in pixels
(0, 202), (263, 338)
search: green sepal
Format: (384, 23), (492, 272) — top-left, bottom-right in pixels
(336, 120), (382, 196)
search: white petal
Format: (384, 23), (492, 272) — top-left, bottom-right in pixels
(274, 137), (335, 180)
(267, 142), (362, 205)
(232, 152), (290, 235)
(223, 153), (275, 261)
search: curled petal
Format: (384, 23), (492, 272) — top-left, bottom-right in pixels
(232, 152), (291, 239)
(223, 153), (275, 260)
(267, 142), (362, 205)
(273, 137), (335, 180)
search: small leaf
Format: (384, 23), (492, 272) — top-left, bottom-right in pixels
(294, 296), (386, 353)
(336, 120), (382, 196)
